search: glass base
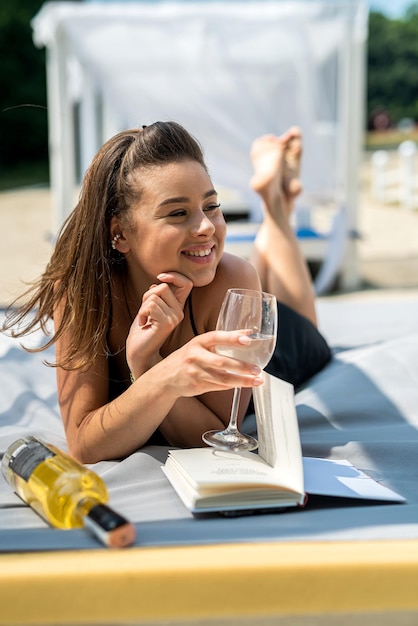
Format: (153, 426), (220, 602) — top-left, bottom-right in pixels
(202, 429), (258, 452)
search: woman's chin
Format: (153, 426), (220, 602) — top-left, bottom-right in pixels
(189, 269), (217, 289)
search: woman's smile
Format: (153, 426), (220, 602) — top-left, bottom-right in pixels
(181, 244), (216, 263)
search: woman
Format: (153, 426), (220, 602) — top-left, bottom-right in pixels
(2, 121), (330, 462)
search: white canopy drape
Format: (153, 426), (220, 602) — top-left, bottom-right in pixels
(32, 0), (368, 290)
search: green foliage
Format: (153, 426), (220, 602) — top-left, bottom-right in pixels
(0, 0), (49, 174)
(405, 2), (418, 19)
(367, 7), (418, 126)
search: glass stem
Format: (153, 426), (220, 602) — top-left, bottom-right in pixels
(227, 387), (241, 433)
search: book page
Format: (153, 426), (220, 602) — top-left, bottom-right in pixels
(167, 448), (296, 489)
(253, 373), (304, 495)
(164, 447), (305, 512)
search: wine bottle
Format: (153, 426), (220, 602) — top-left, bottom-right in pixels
(1, 436), (136, 548)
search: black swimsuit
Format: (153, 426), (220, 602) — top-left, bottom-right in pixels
(187, 291), (199, 337)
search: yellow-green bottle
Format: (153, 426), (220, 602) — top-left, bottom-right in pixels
(1, 436), (135, 547)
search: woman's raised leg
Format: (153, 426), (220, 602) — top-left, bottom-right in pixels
(249, 127), (317, 326)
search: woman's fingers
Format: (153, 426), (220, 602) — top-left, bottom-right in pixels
(139, 281), (185, 328)
(138, 271), (194, 331)
(156, 272), (193, 308)
(185, 331), (264, 388)
(128, 277), (193, 374)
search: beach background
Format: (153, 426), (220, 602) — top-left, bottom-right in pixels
(1, 148), (417, 308)
(1, 0), (418, 308)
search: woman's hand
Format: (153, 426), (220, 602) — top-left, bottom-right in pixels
(159, 329), (264, 399)
(126, 272), (193, 376)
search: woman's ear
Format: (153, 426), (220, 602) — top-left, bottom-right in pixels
(109, 216), (129, 253)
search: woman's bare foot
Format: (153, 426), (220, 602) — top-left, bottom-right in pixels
(250, 127), (303, 219)
(282, 126), (303, 205)
(250, 134), (284, 210)
(250, 128), (316, 326)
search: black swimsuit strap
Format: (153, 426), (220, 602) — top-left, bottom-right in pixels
(187, 290), (199, 337)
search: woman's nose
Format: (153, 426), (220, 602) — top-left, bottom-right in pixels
(190, 212), (216, 236)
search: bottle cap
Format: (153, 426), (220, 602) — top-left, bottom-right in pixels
(84, 504), (136, 548)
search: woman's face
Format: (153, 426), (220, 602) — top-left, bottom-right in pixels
(123, 159), (227, 287)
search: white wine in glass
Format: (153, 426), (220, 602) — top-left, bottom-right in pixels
(202, 288), (277, 451)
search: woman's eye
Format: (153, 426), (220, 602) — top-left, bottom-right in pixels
(168, 209), (187, 218)
(204, 203), (221, 212)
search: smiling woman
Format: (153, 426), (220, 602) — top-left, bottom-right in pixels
(110, 159), (226, 291)
(1, 121), (330, 463)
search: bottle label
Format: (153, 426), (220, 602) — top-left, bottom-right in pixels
(8, 440), (55, 481)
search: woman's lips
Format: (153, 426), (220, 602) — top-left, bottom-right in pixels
(182, 245), (215, 263)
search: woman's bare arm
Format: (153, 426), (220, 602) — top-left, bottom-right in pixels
(56, 330), (263, 463)
(56, 256), (264, 462)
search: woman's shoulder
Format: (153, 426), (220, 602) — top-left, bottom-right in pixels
(216, 252), (260, 286)
(191, 253), (261, 332)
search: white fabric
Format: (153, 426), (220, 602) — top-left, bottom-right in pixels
(32, 1), (368, 294)
(1, 294), (418, 549)
(32, 1), (367, 215)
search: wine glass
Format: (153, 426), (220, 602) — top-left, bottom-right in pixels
(202, 288), (277, 451)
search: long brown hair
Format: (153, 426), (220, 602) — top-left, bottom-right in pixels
(2, 121), (207, 370)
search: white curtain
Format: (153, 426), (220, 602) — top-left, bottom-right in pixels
(33, 1), (368, 219)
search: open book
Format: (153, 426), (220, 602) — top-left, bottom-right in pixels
(163, 374), (405, 513)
